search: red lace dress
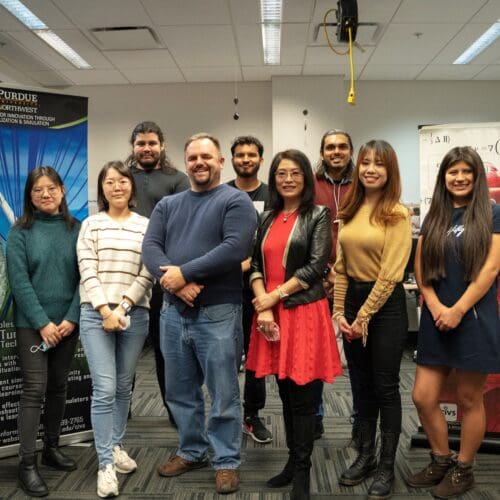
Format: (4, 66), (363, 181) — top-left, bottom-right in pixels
(246, 212), (342, 385)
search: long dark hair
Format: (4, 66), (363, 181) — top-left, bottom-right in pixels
(339, 140), (404, 225)
(16, 166), (76, 229)
(125, 121), (177, 174)
(421, 146), (492, 284)
(97, 161), (137, 212)
(268, 149), (315, 214)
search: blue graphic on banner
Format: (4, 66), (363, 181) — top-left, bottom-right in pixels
(0, 122), (88, 243)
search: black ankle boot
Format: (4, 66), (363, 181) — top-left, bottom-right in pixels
(367, 431), (400, 500)
(339, 419), (377, 486)
(18, 455), (49, 497)
(267, 455), (295, 487)
(291, 469), (310, 500)
(42, 443), (77, 471)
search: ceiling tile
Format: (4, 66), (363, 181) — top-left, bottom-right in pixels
(282, 0), (315, 22)
(52, 0), (151, 28)
(473, 65), (500, 79)
(158, 25), (238, 66)
(15, 0), (75, 29)
(27, 70), (73, 86)
(120, 67), (185, 83)
(369, 23), (462, 64)
(104, 49), (177, 69)
(394, 0), (486, 23)
(469, 0), (500, 22)
(305, 45), (374, 66)
(432, 23), (499, 64)
(229, 0), (260, 25)
(417, 64), (485, 80)
(360, 64), (426, 80)
(242, 65), (302, 81)
(59, 68), (129, 85)
(281, 23), (309, 65)
(53, 29), (114, 68)
(234, 24), (262, 66)
(6, 30), (74, 70)
(142, 0), (230, 25)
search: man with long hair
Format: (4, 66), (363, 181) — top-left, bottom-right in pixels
(127, 121), (189, 426)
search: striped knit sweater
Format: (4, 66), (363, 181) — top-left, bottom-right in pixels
(77, 211), (153, 309)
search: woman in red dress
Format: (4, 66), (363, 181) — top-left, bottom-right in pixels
(246, 149), (342, 499)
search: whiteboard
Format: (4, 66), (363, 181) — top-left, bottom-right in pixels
(419, 122), (500, 222)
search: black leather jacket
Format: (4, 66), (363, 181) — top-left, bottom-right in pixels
(249, 205), (332, 308)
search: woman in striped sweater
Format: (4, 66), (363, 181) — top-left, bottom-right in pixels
(77, 161), (154, 498)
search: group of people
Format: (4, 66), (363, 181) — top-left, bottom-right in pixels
(5, 121), (499, 500)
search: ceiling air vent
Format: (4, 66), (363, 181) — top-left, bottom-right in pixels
(90, 26), (161, 50)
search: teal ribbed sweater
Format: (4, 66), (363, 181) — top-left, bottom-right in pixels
(6, 211), (81, 329)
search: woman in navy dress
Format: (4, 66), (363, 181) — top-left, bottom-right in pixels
(408, 147), (500, 499)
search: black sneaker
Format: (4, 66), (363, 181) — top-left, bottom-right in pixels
(243, 415), (272, 443)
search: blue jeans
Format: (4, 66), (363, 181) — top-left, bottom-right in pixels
(160, 301), (243, 470)
(80, 304), (148, 467)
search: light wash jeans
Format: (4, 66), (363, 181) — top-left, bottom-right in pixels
(80, 303), (148, 467)
(160, 301), (243, 470)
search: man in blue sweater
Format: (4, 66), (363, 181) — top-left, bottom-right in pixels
(142, 133), (257, 494)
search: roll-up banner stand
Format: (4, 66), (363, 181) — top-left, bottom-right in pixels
(0, 86), (92, 458)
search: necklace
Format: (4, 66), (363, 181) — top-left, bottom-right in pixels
(282, 208), (298, 222)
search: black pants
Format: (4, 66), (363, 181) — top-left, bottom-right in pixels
(242, 292), (266, 417)
(344, 280), (407, 433)
(148, 283), (168, 407)
(16, 327), (79, 457)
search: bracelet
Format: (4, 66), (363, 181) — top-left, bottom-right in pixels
(276, 285), (289, 300)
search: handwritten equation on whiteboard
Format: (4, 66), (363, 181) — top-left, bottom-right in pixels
(419, 123), (500, 221)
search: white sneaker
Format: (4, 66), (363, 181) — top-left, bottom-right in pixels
(97, 464), (119, 498)
(112, 446), (137, 474)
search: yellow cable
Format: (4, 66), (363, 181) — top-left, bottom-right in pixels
(323, 8), (349, 56)
(347, 26), (355, 105)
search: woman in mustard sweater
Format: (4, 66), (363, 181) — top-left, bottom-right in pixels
(333, 140), (411, 500)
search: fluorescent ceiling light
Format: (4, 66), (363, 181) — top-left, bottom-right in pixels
(35, 30), (92, 69)
(260, 0), (282, 65)
(454, 20), (500, 64)
(0, 0), (92, 69)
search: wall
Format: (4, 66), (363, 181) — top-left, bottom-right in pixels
(272, 76), (500, 203)
(69, 82), (272, 202)
(67, 77), (500, 204)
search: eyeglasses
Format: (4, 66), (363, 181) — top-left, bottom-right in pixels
(275, 170), (304, 181)
(103, 179), (131, 188)
(31, 186), (60, 198)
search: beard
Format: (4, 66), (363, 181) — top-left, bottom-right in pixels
(232, 163), (260, 178)
(136, 153), (160, 171)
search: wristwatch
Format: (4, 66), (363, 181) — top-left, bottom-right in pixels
(119, 300), (132, 316)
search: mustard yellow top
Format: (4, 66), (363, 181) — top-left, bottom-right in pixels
(333, 203), (411, 345)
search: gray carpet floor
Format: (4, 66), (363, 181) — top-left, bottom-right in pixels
(1, 344), (500, 499)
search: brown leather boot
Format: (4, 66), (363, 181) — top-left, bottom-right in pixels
(431, 460), (474, 499)
(406, 452), (455, 488)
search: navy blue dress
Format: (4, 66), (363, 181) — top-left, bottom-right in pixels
(417, 204), (500, 373)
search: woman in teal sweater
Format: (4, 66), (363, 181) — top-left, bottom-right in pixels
(6, 166), (80, 498)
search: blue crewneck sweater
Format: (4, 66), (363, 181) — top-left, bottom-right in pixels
(6, 211), (80, 329)
(142, 184), (257, 310)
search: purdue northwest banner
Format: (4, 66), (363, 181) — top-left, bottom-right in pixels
(0, 86), (90, 455)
